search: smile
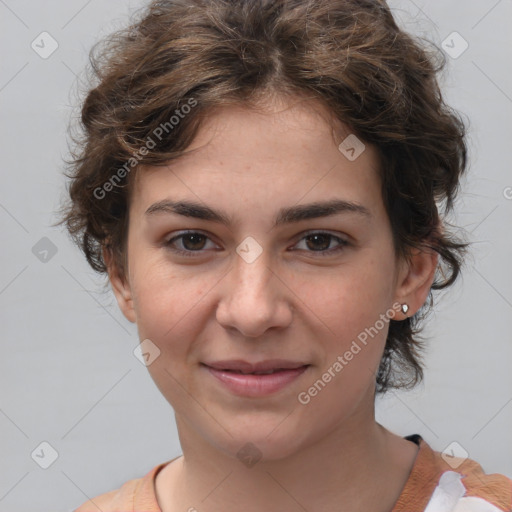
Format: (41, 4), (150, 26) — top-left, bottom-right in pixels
(201, 360), (310, 397)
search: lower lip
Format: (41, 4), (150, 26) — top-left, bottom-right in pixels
(203, 365), (309, 397)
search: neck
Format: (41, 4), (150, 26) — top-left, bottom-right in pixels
(158, 405), (419, 512)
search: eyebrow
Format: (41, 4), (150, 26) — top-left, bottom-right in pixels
(144, 198), (371, 227)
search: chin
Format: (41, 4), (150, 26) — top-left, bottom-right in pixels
(210, 413), (316, 464)
(219, 435), (305, 465)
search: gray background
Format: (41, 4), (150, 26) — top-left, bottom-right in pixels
(1, 1), (511, 511)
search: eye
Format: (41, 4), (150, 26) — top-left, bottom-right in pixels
(164, 231), (218, 257)
(293, 231), (349, 256)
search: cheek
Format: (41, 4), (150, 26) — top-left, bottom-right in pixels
(305, 259), (394, 334)
(131, 271), (207, 404)
(294, 270), (392, 412)
(298, 258), (395, 394)
(130, 261), (205, 353)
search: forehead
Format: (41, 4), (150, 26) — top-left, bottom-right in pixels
(131, 98), (382, 217)
(168, 96), (355, 164)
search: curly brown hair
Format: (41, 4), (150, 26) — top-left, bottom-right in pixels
(57, 0), (469, 393)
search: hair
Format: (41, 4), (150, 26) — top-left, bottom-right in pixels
(57, 0), (469, 393)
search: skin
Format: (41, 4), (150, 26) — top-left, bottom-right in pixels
(107, 95), (438, 512)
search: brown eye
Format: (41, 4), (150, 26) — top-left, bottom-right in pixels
(305, 233), (332, 251)
(179, 233), (207, 250)
(294, 232), (349, 256)
(165, 231), (217, 257)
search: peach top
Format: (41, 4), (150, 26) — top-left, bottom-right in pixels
(75, 435), (512, 512)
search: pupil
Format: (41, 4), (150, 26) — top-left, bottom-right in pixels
(184, 234), (205, 250)
(306, 234), (330, 251)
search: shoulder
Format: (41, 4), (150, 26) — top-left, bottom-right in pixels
(395, 435), (512, 512)
(427, 450), (512, 512)
(73, 461), (172, 512)
(73, 478), (141, 512)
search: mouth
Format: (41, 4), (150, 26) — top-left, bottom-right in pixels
(202, 359), (309, 373)
(218, 368), (297, 375)
(201, 360), (310, 397)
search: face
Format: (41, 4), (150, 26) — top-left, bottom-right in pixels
(110, 96), (430, 461)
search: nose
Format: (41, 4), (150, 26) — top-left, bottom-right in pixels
(215, 249), (293, 338)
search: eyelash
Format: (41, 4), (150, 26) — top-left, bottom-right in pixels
(164, 230), (350, 258)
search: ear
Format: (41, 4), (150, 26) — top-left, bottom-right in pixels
(394, 246), (438, 319)
(103, 246), (137, 324)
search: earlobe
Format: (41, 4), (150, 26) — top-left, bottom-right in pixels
(395, 248), (438, 319)
(103, 246), (137, 324)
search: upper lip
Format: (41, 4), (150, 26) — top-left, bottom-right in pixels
(203, 359), (309, 373)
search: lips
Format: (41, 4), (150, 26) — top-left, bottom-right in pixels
(201, 360), (310, 397)
(203, 359), (309, 374)
(223, 368), (284, 375)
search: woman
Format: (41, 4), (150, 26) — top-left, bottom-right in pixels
(59, 0), (512, 510)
